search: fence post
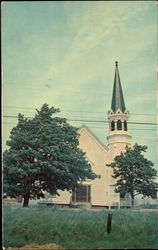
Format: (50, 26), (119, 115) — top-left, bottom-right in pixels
(107, 213), (112, 234)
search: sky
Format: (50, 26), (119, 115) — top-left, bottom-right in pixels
(2, 1), (157, 170)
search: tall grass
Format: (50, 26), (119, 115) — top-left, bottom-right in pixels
(3, 204), (158, 249)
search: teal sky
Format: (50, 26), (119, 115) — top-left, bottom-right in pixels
(2, 1), (157, 169)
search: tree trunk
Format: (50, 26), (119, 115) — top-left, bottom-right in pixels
(23, 195), (30, 207)
(131, 193), (134, 207)
(132, 198), (134, 207)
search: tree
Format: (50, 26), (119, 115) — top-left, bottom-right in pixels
(107, 144), (158, 206)
(3, 104), (96, 207)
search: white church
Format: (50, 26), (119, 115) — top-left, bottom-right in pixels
(40, 62), (132, 208)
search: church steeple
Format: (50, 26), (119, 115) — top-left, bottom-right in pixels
(111, 61), (126, 113)
(107, 62), (132, 160)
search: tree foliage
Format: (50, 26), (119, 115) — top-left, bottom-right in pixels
(107, 144), (158, 206)
(3, 104), (96, 206)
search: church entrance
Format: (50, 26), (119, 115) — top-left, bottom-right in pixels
(72, 185), (91, 203)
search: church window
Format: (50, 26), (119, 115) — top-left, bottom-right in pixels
(124, 121), (127, 131)
(117, 120), (122, 130)
(72, 185), (91, 203)
(111, 121), (115, 131)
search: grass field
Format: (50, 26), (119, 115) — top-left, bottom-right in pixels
(3, 204), (158, 249)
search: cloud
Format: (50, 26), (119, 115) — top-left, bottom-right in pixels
(67, 1), (151, 55)
(45, 1), (156, 93)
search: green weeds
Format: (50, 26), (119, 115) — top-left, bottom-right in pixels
(3, 204), (158, 249)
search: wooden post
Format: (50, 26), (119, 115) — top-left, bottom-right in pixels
(118, 201), (120, 210)
(107, 213), (112, 234)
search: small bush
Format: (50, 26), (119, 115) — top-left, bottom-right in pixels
(140, 203), (158, 209)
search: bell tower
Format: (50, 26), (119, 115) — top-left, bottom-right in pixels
(107, 62), (132, 161)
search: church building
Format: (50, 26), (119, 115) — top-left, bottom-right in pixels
(41, 62), (132, 208)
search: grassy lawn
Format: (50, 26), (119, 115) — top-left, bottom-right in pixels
(3, 204), (158, 249)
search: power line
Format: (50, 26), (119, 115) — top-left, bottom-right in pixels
(2, 123), (157, 143)
(3, 105), (156, 116)
(3, 113), (156, 123)
(3, 105), (35, 110)
(2, 122), (157, 132)
(2, 121), (156, 129)
(2, 115), (157, 126)
(68, 119), (157, 126)
(3, 115), (33, 119)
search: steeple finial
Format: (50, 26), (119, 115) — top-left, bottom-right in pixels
(111, 62), (126, 113)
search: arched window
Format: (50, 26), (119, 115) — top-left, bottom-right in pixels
(124, 121), (127, 131)
(111, 121), (115, 131)
(117, 120), (122, 130)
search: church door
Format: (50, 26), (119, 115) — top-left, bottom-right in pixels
(72, 185), (91, 203)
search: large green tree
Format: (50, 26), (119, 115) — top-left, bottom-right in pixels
(3, 104), (96, 207)
(107, 144), (158, 206)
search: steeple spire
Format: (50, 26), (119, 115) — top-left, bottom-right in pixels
(111, 61), (126, 113)
(107, 62), (132, 161)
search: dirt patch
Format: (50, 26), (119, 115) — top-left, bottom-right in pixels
(6, 243), (64, 250)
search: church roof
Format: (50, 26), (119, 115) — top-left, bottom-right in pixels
(78, 125), (108, 152)
(111, 62), (126, 113)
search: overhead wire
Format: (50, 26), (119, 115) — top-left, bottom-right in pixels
(2, 115), (157, 126)
(3, 105), (156, 116)
(2, 120), (156, 128)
